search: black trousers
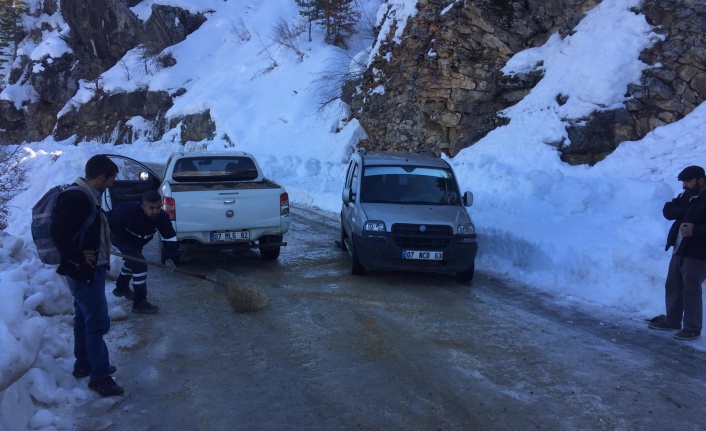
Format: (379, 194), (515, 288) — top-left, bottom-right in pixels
(664, 255), (706, 333)
(111, 235), (149, 302)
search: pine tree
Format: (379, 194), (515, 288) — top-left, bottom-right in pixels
(320, 0), (359, 48)
(0, 0), (28, 83)
(295, 0), (322, 42)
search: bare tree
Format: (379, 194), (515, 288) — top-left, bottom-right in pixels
(230, 17), (251, 44)
(272, 17), (306, 62)
(253, 30), (279, 77)
(0, 145), (28, 229)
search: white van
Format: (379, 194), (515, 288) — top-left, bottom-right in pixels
(340, 150), (478, 282)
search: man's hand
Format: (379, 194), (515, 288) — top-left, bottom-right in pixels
(83, 250), (97, 267)
(164, 259), (176, 268)
(681, 223), (694, 237)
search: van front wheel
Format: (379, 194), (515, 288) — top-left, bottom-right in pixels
(351, 246), (365, 276)
(339, 221), (348, 251)
(456, 264), (474, 283)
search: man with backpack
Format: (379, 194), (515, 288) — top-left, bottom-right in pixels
(109, 190), (178, 314)
(50, 154), (124, 397)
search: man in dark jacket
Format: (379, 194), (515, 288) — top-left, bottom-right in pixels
(109, 190), (178, 314)
(50, 154), (124, 397)
(649, 165), (706, 340)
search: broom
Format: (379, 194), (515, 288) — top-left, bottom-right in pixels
(111, 252), (268, 313)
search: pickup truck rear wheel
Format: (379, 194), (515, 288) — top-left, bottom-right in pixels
(259, 235), (282, 261)
(455, 264), (475, 283)
(260, 247), (281, 260)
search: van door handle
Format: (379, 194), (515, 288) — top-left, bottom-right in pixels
(223, 200), (235, 204)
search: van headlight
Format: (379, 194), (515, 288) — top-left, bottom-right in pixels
(364, 220), (387, 240)
(364, 220), (386, 232)
(457, 223), (475, 235)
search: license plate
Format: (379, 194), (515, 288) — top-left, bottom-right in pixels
(210, 231), (250, 243)
(402, 250), (443, 260)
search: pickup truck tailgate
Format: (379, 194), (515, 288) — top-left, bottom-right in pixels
(172, 185), (284, 234)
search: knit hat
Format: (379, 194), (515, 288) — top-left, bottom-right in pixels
(677, 165), (705, 181)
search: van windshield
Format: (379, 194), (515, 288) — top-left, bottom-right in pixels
(360, 166), (460, 205)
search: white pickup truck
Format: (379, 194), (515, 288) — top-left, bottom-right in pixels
(102, 151), (290, 260)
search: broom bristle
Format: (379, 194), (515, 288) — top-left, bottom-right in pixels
(224, 281), (268, 313)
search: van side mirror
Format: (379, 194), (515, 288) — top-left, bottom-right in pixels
(463, 191), (473, 207)
(342, 187), (352, 204)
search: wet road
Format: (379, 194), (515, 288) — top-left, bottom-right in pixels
(74, 205), (706, 430)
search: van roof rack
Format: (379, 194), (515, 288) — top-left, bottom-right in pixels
(415, 149), (437, 157)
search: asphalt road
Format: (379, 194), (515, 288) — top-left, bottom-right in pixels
(71, 205), (706, 431)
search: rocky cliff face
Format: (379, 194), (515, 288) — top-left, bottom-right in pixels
(350, 0), (706, 165)
(1, 0), (704, 164)
(0, 0), (210, 145)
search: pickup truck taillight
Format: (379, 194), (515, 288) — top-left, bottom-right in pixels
(163, 196), (176, 221)
(280, 192), (290, 216)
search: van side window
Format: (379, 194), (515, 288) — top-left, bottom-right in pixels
(350, 164), (359, 197)
(345, 161), (355, 188)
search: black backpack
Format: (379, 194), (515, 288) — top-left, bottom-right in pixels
(31, 184), (97, 265)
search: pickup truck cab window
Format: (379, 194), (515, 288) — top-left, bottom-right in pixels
(172, 156), (259, 182)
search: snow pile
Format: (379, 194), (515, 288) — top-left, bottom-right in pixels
(1, 0), (706, 429)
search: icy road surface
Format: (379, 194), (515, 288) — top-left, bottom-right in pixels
(71, 205), (706, 430)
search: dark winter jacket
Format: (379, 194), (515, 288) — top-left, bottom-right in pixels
(663, 190), (706, 259)
(108, 201), (178, 260)
(50, 184), (106, 283)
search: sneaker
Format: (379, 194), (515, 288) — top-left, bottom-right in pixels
(88, 376), (124, 397)
(674, 330), (700, 340)
(112, 286), (134, 301)
(132, 300), (159, 314)
(648, 320), (681, 331)
(73, 365), (117, 378)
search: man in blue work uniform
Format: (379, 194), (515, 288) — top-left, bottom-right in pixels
(109, 190), (178, 314)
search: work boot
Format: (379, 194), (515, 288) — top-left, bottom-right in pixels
(88, 376), (124, 397)
(132, 300), (159, 314)
(73, 365), (117, 379)
(131, 282), (157, 313)
(112, 273), (134, 300)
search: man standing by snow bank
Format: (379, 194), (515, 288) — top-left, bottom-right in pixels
(649, 165), (706, 341)
(109, 190), (178, 314)
(50, 155), (124, 396)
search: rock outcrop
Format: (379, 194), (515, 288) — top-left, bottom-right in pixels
(350, 0), (706, 165)
(1, 0), (704, 162)
(0, 0), (207, 145)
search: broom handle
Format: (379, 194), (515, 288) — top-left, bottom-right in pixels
(111, 251), (223, 285)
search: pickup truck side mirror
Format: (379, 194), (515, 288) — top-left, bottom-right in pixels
(463, 191), (473, 207)
(342, 187), (353, 204)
